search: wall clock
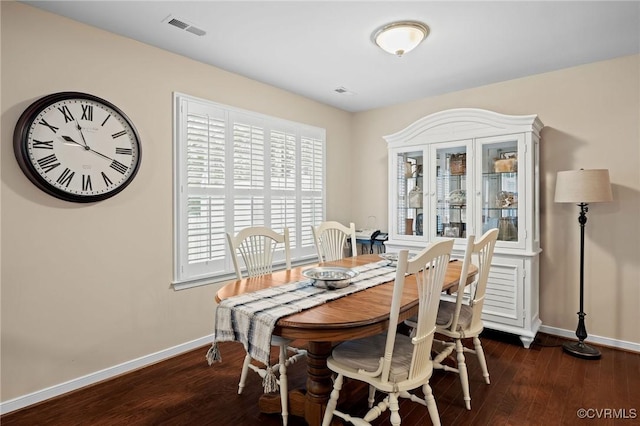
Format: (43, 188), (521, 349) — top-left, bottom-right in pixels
(13, 92), (141, 203)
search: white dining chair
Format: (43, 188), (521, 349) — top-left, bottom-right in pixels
(311, 221), (357, 262)
(226, 226), (306, 425)
(321, 239), (454, 426)
(430, 228), (498, 410)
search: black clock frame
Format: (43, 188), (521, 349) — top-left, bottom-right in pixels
(13, 92), (142, 203)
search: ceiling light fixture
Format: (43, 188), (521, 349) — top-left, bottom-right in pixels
(373, 20), (429, 57)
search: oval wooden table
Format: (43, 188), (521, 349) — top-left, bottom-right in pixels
(216, 254), (477, 426)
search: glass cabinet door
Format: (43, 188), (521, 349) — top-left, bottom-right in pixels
(432, 142), (470, 240)
(394, 149), (425, 237)
(478, 134), (525, 245)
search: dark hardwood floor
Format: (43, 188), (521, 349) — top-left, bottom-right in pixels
(3, 332), (638, 425)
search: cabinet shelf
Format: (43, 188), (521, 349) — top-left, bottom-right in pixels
(484, 207), (517, 211)
(484, 171), (518, 177)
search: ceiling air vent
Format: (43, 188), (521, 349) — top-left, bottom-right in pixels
(168, 18), (189, 30)
(164, 15), (207, 37)
(186, 26), (206, 37)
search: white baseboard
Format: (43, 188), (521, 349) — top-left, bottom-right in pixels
(538, 325), (640, 353)
(0, 334), (214, 415)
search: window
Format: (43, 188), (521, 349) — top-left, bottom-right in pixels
(173, 93), (325, 289)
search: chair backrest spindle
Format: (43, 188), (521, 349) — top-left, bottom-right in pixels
(312, 221), (357, 262)
(226, 226), (291, 279)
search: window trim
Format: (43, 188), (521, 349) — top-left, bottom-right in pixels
(172, 93), (326, 290)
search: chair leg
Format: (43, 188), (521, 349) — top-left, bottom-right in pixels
(368, 385), (376, 408)
(278, 345), (289, 426)
(455, 339), (471, 410)
(238, 353), (252, 395)
(423, 383), (441, 426)
(388, 393), (401, 426)
(474, 336), (490, 384)
(322, 373), (343, 426)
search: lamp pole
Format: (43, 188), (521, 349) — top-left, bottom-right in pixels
(562, 202), (601, 359)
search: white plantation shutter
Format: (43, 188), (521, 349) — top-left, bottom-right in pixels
(233, 196), (265, 233)
(186, 195), (226, 262)
(174, 93), (325, 288)
(301, 135), (323, 191)
(301, 196), (324, 249)
(270, 129), (297, 191)
(270, 126), (297, 252)
(233, 116), (265, 189)
(271, 196), (297, 248)
(177, 99), (228, 282)
(187, 113), (225, 188)
(300, 134), (324, 251)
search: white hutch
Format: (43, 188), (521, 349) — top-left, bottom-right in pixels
(384, 109), (543, 348)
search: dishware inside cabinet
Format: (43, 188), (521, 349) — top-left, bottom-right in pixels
(435, 148), (468, 239)
(396, 151), (423, 236)
(481, 141), (519, 242)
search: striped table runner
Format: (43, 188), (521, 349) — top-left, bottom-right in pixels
(206, 260), (396, 385)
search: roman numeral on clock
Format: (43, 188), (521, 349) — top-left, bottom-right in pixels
(39, 118), (59, 134)
(58, 105), (74, 123)
(110, 160), (128, 174)
(37, 154), (61, 173)
(56, 168), (75, 188)
(101, 171), (113, 187)
(33, 140), (54, 150)
(82, 174), (92, 191)
(81, 104), (93, 121)
(112, 130), (127, 139)
(115, 147), (132, 155)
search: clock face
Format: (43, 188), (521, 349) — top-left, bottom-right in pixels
(14, 92), (141, 202)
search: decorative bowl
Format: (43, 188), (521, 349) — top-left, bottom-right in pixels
(302, 267), (359, 290)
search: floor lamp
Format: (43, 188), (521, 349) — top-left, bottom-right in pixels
(554, 169), (612, 359)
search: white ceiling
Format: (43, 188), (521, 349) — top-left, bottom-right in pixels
(23, 1), (640, 112)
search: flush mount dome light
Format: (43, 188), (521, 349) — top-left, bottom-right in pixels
(373, 21), (429, 57)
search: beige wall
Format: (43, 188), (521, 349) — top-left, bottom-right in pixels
(351, 55), (640, 347)
(2, 1), (639, 406)
(0, 2), (353, 401)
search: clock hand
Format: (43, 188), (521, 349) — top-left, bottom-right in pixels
(62, 135), (90, 150)
(86, 147), (116, 162)
(75, 120), (89, 147)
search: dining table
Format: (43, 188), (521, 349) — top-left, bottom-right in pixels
(215, 253), (478, 426)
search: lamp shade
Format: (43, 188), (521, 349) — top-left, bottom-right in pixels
(373, 21), (429, 56)
(554, 169), (613, 203)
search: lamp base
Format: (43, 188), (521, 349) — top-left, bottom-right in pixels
(562, 341), (601, 360)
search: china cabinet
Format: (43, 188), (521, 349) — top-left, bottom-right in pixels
(384, 109), (543, 348)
